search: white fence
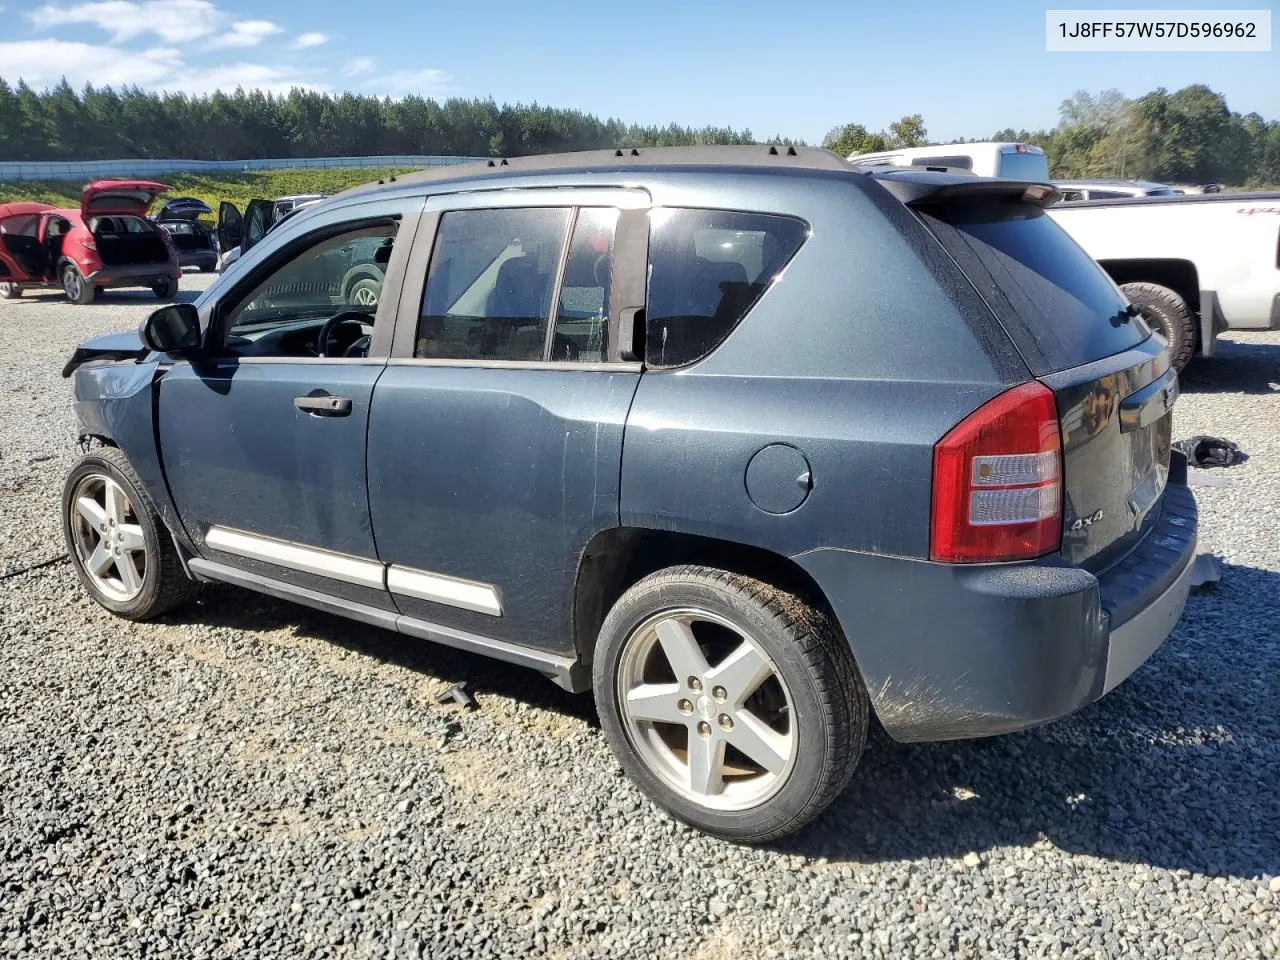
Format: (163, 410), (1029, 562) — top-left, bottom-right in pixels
(0, 155), (487, 181)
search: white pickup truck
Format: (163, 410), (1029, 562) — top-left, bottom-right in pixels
(1048, 194), (1280, 369)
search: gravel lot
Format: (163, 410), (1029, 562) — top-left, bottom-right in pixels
(2, 276), (1278, 959)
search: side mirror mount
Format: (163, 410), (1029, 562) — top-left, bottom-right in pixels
(142, 302), (202, 356)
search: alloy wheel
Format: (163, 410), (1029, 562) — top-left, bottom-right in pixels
(615, 607), (798, 811)
(349, 280), (380, 307)
(62, 266), (81, 301)
(67, 473), (148, 602)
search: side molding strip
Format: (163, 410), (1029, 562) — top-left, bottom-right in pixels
(204, 526), (385, 590)
(203, 526), (505, 617)
(185, 558), (586, 692)
(387, 565), (504, 617)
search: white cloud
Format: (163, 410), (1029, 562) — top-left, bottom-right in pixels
(30, 0), (221, 44)
(0, 38), (182, 88)
(294, 32), (327, 49)
(207, 19), (282, 49)
(343, 56), (375, 76)
(0, 39), (325, 96)
(362, 67), (451, 98)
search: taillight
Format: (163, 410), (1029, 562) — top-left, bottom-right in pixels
(930, 381), (1062, 563)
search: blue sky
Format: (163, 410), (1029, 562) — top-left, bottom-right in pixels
(1, 0), (1275, 144)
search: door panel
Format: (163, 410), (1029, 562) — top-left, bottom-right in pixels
(367, 365), (640, 652)
(217, 201), (242, 252)
(160, 359), (393, 608)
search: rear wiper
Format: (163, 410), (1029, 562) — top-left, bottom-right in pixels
(1110, 303), (1142, 327)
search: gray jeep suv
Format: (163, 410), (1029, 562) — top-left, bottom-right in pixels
(61, 147), (1197, 842)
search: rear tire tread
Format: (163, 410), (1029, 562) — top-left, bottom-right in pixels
(595, 564), (869, 843)
(1121, 281), (1196, 371)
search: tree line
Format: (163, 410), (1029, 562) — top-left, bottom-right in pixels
(1, 79), (1276, 186)
(825, 86), (1280, 186)
(0, 81), (765, 163)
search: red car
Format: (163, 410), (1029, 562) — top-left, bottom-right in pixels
(0, 180), (180, 304)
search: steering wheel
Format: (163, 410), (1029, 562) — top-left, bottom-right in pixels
(316, 310), (369, 358)
(343, 335), (372, 358)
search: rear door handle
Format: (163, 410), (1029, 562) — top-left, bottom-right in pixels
(294, 395), (352, 417)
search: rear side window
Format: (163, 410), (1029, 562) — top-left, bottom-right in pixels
(919, 203), (1149, 372)
(645, 209), (807, 368)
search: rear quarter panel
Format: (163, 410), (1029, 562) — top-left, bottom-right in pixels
(621, 171), (1025, 561)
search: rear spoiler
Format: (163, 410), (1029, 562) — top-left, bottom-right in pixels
(869, 171), (1061, 209)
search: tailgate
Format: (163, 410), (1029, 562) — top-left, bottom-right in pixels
(909, 183), (1174, 570)
(1041, 337), (1174, 569)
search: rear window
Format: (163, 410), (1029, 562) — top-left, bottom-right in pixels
(645, 209), (807, 368)
(994, 151), (1050, 181)
(919, 203), (1150, 372)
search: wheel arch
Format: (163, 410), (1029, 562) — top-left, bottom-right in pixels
(572, 527), (843, 672)
(339, 262), (384, 301)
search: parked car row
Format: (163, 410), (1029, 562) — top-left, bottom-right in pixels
(62, 146), (1199, 843)
(0, 180), (180, 302)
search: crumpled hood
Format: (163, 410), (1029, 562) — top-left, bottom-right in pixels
(61, 328), (150, 378)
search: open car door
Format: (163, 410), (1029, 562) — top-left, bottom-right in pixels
(217, 201), (243, 253)
(241, 198), (274, 255)
(0, 203), (53, 284)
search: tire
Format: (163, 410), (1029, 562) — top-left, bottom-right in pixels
(341, 263), (384, 309)
(0, 282), (20, 299)
(152, 277), (178, 299)
(593, 565), (869, 842)
(62, 446), (197, 621)
(1121, 282), (1196, 371)
(61, 263), (93, 305)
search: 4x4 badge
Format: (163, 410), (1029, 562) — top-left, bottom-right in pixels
(1069, 510), (1104, 532)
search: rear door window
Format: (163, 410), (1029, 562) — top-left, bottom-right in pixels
(645, 209), (807, 368)
(417, 207), (571, 361)
(918, 203), (1150, 373)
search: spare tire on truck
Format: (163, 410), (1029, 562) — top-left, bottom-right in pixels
(1120, 282), (1196, 371)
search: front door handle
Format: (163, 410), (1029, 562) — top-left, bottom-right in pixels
(294, 394), (353, 417)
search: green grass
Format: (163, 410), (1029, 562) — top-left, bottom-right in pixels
(0, 167), (418, 211)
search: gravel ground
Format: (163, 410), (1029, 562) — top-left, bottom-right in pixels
(1, 277), (1278, 959)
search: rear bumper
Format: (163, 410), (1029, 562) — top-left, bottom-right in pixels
(793, 477), (1197, 742)
(84, 263), (180, 287)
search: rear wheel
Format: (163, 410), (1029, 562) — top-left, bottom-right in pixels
(1121, 282), (1195, 371)
(152, 277), (178, 299)
(62, 447), (196, 620)
(61, 263), (93, 305)
(593, 565), (869, 842)
(0, 282), (20, 299)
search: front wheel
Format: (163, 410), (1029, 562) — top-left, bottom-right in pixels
(152, 277), (178, 299)
(62, 447), (196, 620)
(593, 565), (869, 843)
(1121, 282), (1195, 371)
(61, 263), (93, 305)
(0, 281), (21, 299)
